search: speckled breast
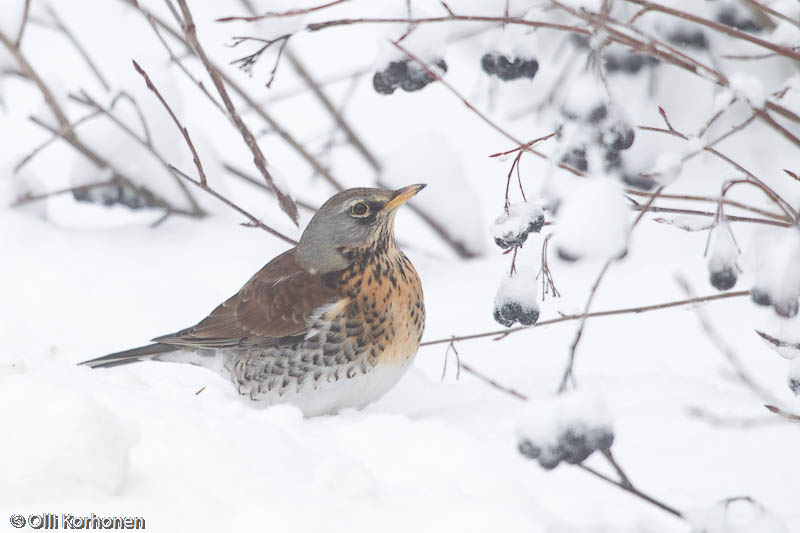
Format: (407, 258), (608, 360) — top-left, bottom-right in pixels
(228, 245), (425, 415)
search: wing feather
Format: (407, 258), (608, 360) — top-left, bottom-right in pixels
(153, 248), (341, 348)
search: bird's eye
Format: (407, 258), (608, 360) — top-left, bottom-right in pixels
(350, 202), (370, 217)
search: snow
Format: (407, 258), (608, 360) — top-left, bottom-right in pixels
(554, 176), (630, 261)
(730, 72), (766, 109)
(516, 388), (613, 469)
(649, 152), (683, 185)
(752, 227), (800, 310)
(3, 0), (800, 531)
(0, 372), (135, 506)
(780, 74), (800, 116)
(687, 498), (790, 533)
(495, 266), (539, 309)
(381, 131), (484, 256)
(560, 75), (608, 120)
(0, 0), (26, 38)
(490, 201), (544, 247)
(707, 222), (739, 273)
(483, 12), (541, 60)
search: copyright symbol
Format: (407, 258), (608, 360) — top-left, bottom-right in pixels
(9, 514), (26, 528)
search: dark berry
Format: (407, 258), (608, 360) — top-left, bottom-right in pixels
(518, 439), (541, 459)
(372, 71), (396, 94)
(570, 34), (590, 49)
(591, 430), (614, 451)
(517, 59), (539, 80)
(666, 27), (709, 49)
(789, 378), (800, 396)
(710, 267), (738, 291)
(602, 121), (635, 151)
(385, 61), (409, 84)
(622, 173), (658, 191)
(557, 248), (580, 262)
(493, 306), (515, 327)
(561, 147), (588, 172)
(716, 6), (762, 33)
(494, 231), (529, 250)
(481, 53), (538, 81)
(605, 52), (645, 74)
(561, 428), (591, 464)
(73, 182), (156, 210)
(774, 299), (799, 319)
(528, 213), (545, 234)
(587, 104), (608, 124)
(751, 288), (772, 306)
(481, 53), (497, 75)
(517, 307), (539, 326)
(605, 150), (623, 170)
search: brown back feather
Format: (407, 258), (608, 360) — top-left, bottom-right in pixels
(153, 248), (341, 348)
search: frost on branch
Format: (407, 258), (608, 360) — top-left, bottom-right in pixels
(688, 497), (789, 533)
(750, 226), (800, 318)
(517, 389), (614, 470)
(706, 222), (740, 291)
(493, 266), (539, 328)
(490, 202), (544, 250)
(554, 177), (630, 262)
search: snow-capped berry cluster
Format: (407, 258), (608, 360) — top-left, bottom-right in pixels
(517, 389), (614, 470)
(706, 222), (740, 291)
(490, 202), (545, 249)
(373, 59), (447, 95)
(481, 53), (539, 82)
(750, 225), (800, 318)
(73, 182), (158, 210)
(493, 267), (540, 327)
(556, 79), (635, 176)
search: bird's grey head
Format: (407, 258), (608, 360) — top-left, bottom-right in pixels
(295, 184), (426, 274)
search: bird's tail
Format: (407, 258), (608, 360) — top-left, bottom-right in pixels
(79, 343), (175, 369)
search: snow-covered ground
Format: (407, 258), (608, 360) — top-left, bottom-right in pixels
(2, 1), (800, 532)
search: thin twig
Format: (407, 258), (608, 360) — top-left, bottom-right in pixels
(132, 60), (208, 186)
(420, 290), (750, 347)
(175, 0), (299, 223)
(217, 0), (350, 22)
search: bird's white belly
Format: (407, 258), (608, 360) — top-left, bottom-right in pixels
(252, 357), (414, 417)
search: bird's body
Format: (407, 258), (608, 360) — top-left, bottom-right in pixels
(82, 186), (426, 416)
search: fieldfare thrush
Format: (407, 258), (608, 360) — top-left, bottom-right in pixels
(81, 185), (426, 416)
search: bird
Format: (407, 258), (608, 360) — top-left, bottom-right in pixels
(81, 185), (426, 417)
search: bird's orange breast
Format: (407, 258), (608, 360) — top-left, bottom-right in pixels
(338, 246), (425, 366)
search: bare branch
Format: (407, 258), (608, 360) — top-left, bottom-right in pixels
(175, 0), (299, 223)
(420, 290), (750, 347)
(132, 60), (208, 186)
(217, 0), (351, 23)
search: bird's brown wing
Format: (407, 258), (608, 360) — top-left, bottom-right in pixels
(153, 248), (341, 349)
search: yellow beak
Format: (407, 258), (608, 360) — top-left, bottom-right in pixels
(385, 183), (427, 210)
